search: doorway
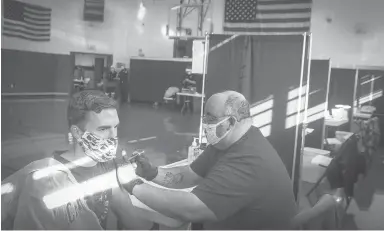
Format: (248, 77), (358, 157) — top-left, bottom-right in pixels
(70, 52), (113, 91)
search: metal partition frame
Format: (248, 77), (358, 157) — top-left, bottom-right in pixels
(320, 59), (332, 150)
(198, 32), (210, 144)
(292, 33), (310, 188)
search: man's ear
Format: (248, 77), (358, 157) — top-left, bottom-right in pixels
(70, 125), (83, 140)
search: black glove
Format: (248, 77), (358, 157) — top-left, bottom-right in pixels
(134, 154), (158, 181)
(123, 178), (144, 195)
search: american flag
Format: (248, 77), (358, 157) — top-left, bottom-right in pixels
(2, 0), (51, 41)
(224, 0), (312, 34)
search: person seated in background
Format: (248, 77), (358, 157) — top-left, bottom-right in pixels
(182, 68), (196, 90)
(103, 66), (119, 99)
(108, 66), (118, 80)
(163, 86), (180, 101)
(181, 69), (197, 114)
(72, 66), (87, 93)
(1, 90), (154, 230)
(122, 91), (298, 230)
(138, 48), (145, 57)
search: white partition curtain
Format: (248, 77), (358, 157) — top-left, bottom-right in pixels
(202, 33), (311, 199)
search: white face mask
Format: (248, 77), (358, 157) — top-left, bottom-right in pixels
(77, 131), (118, 162)
(202, 117), (232, 145)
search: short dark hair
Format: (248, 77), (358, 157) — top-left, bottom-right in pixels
(67, 90), (118, 128)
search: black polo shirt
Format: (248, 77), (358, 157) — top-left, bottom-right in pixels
(190, 127), (297, 230)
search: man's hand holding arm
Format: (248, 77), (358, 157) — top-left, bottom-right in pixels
(135, 155), (202, 189)
(124, 157), (258, 224)
(120, 151), (221, 222)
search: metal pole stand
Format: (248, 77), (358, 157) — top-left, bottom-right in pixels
(198, 32), (209, 145)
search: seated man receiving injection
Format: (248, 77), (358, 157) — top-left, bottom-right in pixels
(123, 91), (297, 230)
(1, 90), (154, 230)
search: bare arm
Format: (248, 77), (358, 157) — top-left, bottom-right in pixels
(151, 165), (202, 189)
(133, 154), (202, 189)
(110, 187), (154, 230)
(132, 183), (217, 223)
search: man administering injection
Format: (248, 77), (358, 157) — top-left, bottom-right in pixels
(123, 91), (297, 230)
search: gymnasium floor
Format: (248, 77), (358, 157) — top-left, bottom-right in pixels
(2, 98), (384, 229)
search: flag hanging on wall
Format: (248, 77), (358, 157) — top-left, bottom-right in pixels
(223, 0), (312, 35)
(2, 0), (51, 41)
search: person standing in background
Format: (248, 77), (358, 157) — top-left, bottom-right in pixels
(104, 66), (118, 99)
(118, 67), (129, 104)
(96, 72), (105, 90)
(181, 68), (197, 114)
(182, 69), (196, 89)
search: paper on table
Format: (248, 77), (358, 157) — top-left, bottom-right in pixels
(327, 138), (342, 145)
(304, 128), (314, 136)
(311, 155), (332, 167)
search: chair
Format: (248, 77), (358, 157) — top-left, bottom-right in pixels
(163, 87), (180, 110)
(306, 134), (362, 209)
(292, 191), (345, 230)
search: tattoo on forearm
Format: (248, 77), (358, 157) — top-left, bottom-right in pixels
(163, 172), (184, 186)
